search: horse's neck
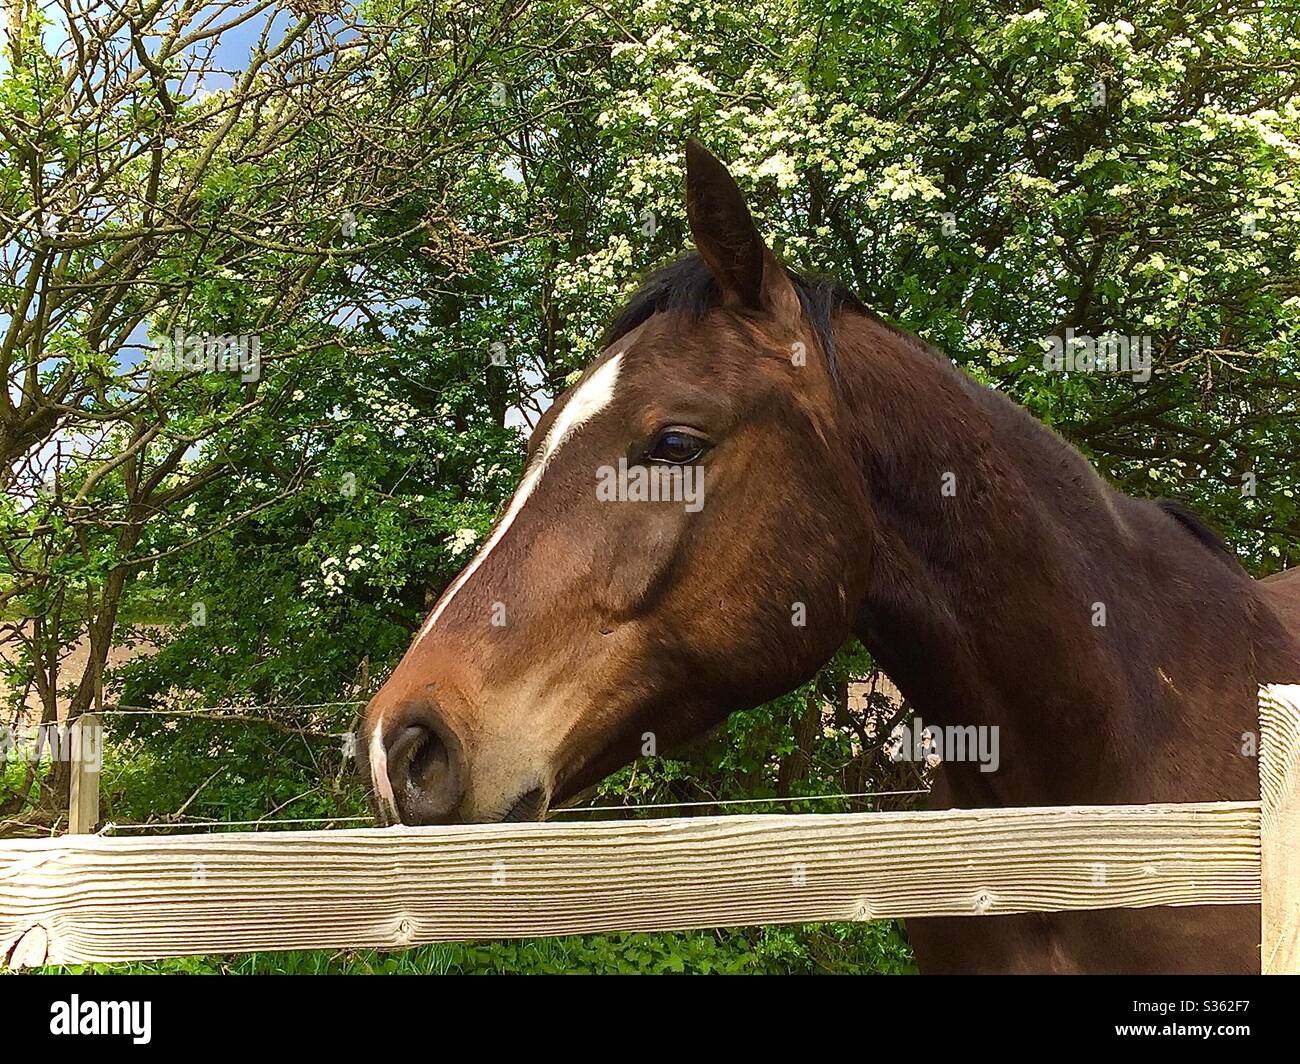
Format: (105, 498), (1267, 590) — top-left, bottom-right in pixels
(835, 316), (1258, 805)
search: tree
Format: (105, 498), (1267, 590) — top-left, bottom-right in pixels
(0, 0), (533, 818)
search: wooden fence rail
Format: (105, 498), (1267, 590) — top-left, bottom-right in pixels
(1, 685), (1296, 971)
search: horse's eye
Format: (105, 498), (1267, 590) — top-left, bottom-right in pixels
(646, 430), (706, 465)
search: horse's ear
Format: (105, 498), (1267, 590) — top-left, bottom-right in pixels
(685, 140), (798, 316)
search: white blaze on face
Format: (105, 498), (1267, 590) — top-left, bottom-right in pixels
(415, 348), (625, 642)
(367, 350), (626, 809)
(370, 725), (398, 820)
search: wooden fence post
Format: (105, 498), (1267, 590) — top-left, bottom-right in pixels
(1259, 684), (1300, 974)
(67, 712), (101, 835)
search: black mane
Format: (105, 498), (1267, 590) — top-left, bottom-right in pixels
(602, 252), (866, 382)
(1155, 498), (1241, 568)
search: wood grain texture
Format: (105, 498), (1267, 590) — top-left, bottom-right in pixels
(0, 802), (1261, 967)
(1260, 684), (1300, 974)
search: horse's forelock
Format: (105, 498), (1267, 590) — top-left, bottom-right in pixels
(602, 252), (862, 390)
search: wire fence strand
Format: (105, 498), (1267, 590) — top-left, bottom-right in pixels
(101, 816), (377, 834)
(8, 701), (930, 834)
(548, 789), (932, 814)
(94, 788), (933, 834)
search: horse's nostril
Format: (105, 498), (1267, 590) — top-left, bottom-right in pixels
(404, 726), (448, 790)
(383, 708), (466, 824)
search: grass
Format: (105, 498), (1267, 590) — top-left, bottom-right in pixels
(31, 922), (917, 975)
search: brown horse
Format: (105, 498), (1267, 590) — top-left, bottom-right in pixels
(358, 141), (1300, 973)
